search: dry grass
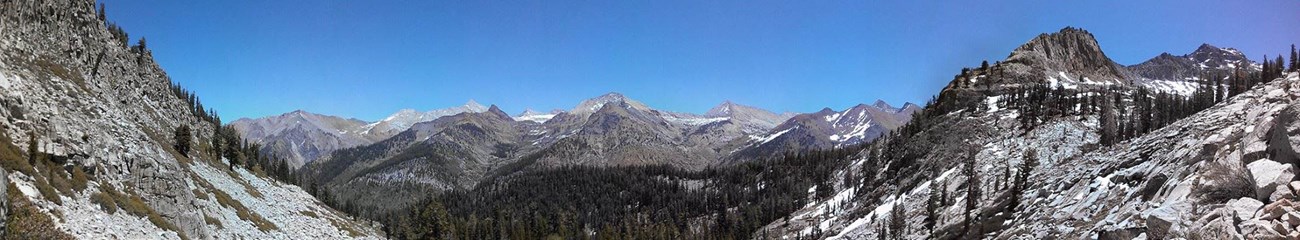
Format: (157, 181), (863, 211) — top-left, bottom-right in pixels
(205, 215), (223, 229)
(98, 180), (186, 238)
(191, 172), (279, 232)
(70, 167), (89, 192)
(192, 188), (209, 200)
(326, 216), (364, 237)
(0, 131), (35, 175)
(90, 190), (117, 214)
(6, 182), (75, 240)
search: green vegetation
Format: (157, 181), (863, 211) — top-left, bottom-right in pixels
(174, 125), (192, 157)
(375, 147), (856, 239)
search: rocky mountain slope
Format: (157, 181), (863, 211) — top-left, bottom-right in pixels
(728, 101), (918, 163)
(0, 0), (381, 238)
(230, 101), (487, 169)
(761, 26), (1291, 239)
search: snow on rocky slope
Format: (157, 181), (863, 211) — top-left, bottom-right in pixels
(770, 72), (1300, 239)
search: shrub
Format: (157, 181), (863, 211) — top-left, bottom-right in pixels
(1194, 160), (1257, 204)
(90, 191), (117, 214)
(70, 167), (89, 192)
(45, 163), (74, 196)
(5, 182), (75, 240)
(34, 175), (62, 205)
(205, 215), (223, 229)
(0, 131), (34, 175)
(192, 189), (209, 200)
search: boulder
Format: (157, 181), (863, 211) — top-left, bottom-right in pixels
(1273, 184), (1298, 202)
(1248, 159), (1297, 200)
(1146, 202), (1187, 240)
(1228, 197), (1265, 221)
(1274, 220), (1292, 235)
(1193, 212), (1244, 240)
(1241, 220), (1285, 240)
(1097, 227), (1145, 240)
(1287, 212), (1300, 227)
(1259, 199), (1295, 220)
(1291, 181), (1300, 193)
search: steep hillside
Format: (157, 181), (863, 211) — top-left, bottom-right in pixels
(0, 0), (380, 238)
(761, 27), (1291, 239)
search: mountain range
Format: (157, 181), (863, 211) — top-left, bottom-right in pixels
(230, 92), (919, 212)
(2, 0), (1296, 238)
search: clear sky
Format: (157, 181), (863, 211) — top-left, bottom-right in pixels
(101, 0), (1300, 121)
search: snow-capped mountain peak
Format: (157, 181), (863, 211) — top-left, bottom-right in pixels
(705, 100), (738, 117)
(572, 92), (652, 114)
(514, 108), (560, 123)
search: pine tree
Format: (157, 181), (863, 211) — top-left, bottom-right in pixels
(174, 125), (192, 157)
(1008, 149), (1038, 212)
(1277, 55), (1287, 77)
(926, 176), (943, 232)
(889, 198), (906, 239)
(1099, 93), (1118, 146)
(27, 131), (38, 165)
(962, 146), (981, 234)
(1291, 44), (1297, 72)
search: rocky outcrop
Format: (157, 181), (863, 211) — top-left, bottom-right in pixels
(1002, 27), (1128, 83)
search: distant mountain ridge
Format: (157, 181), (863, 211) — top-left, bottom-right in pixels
(230, 100), (489, 168)
(284, 92), (916, 214)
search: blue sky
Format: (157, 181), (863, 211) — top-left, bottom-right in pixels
(102, 0), (1300, 121)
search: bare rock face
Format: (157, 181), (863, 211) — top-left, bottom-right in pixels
(1003, 27), (1127, 83)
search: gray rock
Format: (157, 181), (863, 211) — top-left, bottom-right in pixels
(1147, 202), (1187, 240)
(1193, 211), (1243, 240)
(1248, 159), (1297, 200)
(1258, 199), (1293, 220)
(1273, 184), (1297, 202)
(1228, 197), (1264, 221)
(1241, 219), (1285, 239)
